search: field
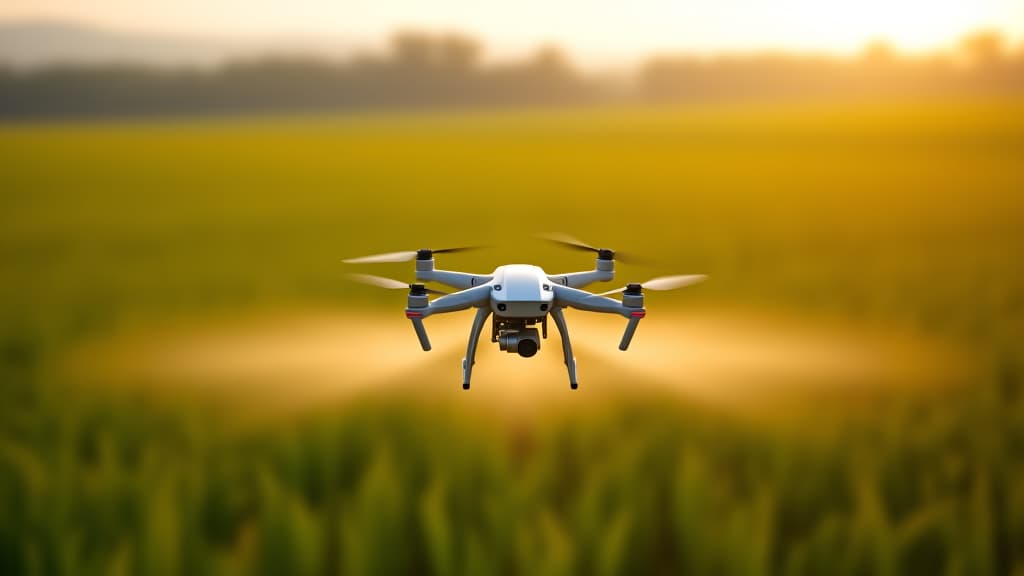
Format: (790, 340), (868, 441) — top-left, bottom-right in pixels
(2, 100), (1023, 575)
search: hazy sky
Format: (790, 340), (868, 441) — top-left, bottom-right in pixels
(2, 0), (1022, 62)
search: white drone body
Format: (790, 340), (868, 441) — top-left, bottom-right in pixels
(345, 237), (705, 390)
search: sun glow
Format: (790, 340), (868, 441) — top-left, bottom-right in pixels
(769, 0), (1015, 54)
(0, 0), (1020, 61)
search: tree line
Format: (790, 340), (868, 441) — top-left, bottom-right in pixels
(2, 30), (1023, 119)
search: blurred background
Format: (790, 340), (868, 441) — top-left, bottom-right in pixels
(2, 1), (1023, 574)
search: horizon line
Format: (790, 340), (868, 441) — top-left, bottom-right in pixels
(1, 16), (1022, 72)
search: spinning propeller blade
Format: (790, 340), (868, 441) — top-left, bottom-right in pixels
(346, 273), (449, 295)
(539, 233), (646, 265)
(342, 246), (479, 264)
(642, 275), (708, 291)
(591, 274), (707, 297)
(343, 251), (417, 264)
(431, 247), (477, 255)
(539, 232), (599, 253)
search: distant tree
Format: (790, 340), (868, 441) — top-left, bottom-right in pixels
(530, 45), (573, 74)
(436, 34), (482, 71)
(391, 31), (434, 68)
(5, 28), (1024, 119)
(959, 30), (1006, 65)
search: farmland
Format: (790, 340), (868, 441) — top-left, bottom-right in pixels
(1, 100), (1023, 574)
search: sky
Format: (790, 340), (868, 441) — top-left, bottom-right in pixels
(1, 0), (1022, 65)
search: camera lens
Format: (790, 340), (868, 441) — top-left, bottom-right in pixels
(517, 338), (538, 358)
(497, 303), (507, 312)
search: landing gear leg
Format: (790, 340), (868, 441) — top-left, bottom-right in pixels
(550, 307), (578, 389)
(462, 307), (491, 390)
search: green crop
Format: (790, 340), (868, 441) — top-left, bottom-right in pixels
(1, 101), (1022, 575)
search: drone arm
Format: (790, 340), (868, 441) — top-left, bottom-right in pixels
(416, 269), (493, 290)
(414, 258), (492, 290)
(552, 285), (646, 351)
(547, 258), (615, 289)
(552, 285), (633, 317)
(405, 284), (492, 351)
(547, 271), (612, 290)
(409, 284), (493, 318)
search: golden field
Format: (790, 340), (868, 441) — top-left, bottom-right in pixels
(1, 100), (1023, 575)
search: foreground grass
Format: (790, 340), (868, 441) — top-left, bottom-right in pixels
(1, 100), (1023, 574)
(3, 378), (1022, 576)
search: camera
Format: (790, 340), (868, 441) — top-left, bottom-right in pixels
(498, 327), (540, 358)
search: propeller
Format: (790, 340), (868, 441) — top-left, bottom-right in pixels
(538, 233), (645, 265)
(346, 273), (449, 296)
(342, 246), (478, 264)
(590, 274), (707, 297)
(539, 232), (600, 253)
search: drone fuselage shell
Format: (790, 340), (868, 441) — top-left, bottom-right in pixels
(488, 265), (555, 318)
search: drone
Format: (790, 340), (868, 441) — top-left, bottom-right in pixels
(343, 234), (706, 390)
